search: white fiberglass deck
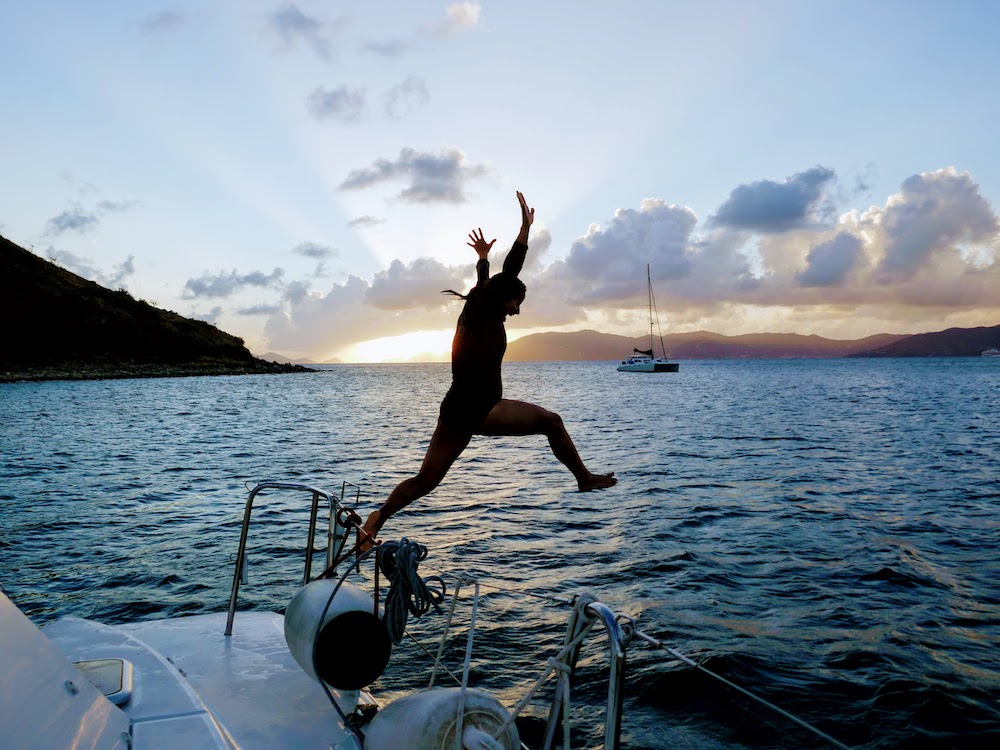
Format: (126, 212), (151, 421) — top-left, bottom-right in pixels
(44, 611), (363, 750)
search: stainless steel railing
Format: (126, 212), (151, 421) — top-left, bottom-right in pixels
(224, 481), (357, 636)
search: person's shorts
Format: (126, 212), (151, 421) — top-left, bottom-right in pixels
(439, 386), (499, 434)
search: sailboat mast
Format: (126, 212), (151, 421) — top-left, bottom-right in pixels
(647, 264), (653, 352)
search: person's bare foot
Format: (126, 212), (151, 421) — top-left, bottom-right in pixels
(578, 472), (617, 491)
(358, 509), (381, 554)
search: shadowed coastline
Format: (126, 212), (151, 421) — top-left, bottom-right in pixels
(1, 234), (312, 383)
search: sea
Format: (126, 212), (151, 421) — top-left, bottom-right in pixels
(1, 359), (998, 749)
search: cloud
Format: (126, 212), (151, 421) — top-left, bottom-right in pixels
(339, 147), (490, 203)
(183, 268), (285, 298)
(795, 232), (864, 287)
(383, 76), (430, 119)
(238, 303), (284, 316)
(873, 167), (998, 282)
(266, 166), (1000, 356)
(359, 38), (410, 58)
(710, 166), (836, 232)
(264, 274), (457, 353)
(359, 2), (481, 58)
(262, 254), (483, 352)
(439, 2), (482, 33)
(292, 241), (337, 259)
(43, 197), (140, 237)
(267, 4), (347, 61)
(44, 209), (98, 236)
(348, 215), (385, 228)
(97, 199), (140, 212)
(46, 248), (135, 288)
(550, 199), (700, 305)
(141, 12), (183, 34)
(192, 306), (223, 325)
(367, 257), (471, 310)
(308, 85), (366, 122)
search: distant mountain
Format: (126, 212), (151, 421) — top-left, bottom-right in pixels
(847, 324), (1000, 357)
(257, 351), (337, 365)
(506, 329), (908, 361)
(1, 234), (309, 381)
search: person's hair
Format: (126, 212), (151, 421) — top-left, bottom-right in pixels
(442, 272), (526, 308)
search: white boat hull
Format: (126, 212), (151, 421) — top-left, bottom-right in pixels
(617, 357), (679, 373)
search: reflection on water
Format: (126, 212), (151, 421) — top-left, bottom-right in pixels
(2, 359), (999, 748)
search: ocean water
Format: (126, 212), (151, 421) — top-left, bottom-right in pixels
(1, 359), (998, 749)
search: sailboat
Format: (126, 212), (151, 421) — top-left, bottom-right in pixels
(617, 264), (679, 373)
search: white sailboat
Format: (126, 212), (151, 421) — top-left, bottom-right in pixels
(617, 265), (679, 373)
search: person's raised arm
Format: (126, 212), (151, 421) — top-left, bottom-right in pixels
(503, 190), (533, 277)
(467, 227), (496, 288)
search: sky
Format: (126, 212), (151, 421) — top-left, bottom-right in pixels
(3, 1), (1000, 363)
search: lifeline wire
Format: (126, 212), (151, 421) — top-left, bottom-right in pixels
(419, 566), (852, 750)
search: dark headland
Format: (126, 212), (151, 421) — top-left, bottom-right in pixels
(1, 235), (311, 383)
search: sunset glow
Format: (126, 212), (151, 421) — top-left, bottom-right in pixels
(2, 2), (998, 362)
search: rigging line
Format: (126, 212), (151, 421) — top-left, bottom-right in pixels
(402, 628), (463, 687)
(648, 270), (667, 358)
(417, 564), (576, 607)
(632, 631), (853, 750)
(408, 565), (851, 749)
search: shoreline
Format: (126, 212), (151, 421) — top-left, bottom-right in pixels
(0, 360), (315, 384)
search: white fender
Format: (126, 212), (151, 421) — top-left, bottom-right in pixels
(363, 687), (519, 750)
(284, 579), (391, 690)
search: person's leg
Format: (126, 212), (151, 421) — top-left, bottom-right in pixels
(362, 419), (471, 542)
(479, 399), (616, 491)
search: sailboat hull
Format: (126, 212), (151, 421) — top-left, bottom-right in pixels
(616, 358), (679, 373)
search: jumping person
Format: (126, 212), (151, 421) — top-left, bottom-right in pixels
(362, 191), (616, 544)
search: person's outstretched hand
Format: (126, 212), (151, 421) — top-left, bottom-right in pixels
(467, 227), (496, 259)
(516, 191), (534, 243)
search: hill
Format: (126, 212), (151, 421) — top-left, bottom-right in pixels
(1, 235), (310, 381)
(506, 329), (908, 361)
(846, 324), (1000, 357)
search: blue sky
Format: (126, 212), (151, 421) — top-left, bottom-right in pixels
(3, 1), (999, 362)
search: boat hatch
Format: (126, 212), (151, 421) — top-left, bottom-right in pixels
(75, 658), (134, 706)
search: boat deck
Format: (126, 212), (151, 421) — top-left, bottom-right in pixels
(45, 611), (362, 750)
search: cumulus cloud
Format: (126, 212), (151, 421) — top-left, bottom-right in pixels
(264, 165), (1000, 357)
(873, 167), (998, 282)
(383, 76), (430, 119)
(367, 257), (471, 310)
(549, 199), (700, 305)
(339, 147), (490, 203)
(267, 4), (347, 61)
(264, 274), (456, 353)
(796, 232), (864, 287)
(710, 166), (836, 232)
(308, 85), (366, 122)
(183, 268), (285, 299)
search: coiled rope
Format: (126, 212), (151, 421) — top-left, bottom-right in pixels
(376, 538), (446, 644)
